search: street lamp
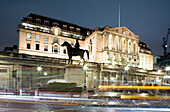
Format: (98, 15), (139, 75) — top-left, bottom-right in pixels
(125, 65), (129, 83)
(83, 65), (88, 91)
(43, 72), (48, 86)
(44, 72), (47, 76)
(36, 66), (42, 89)
(37, 66), (42, 71)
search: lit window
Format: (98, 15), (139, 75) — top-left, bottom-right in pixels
(36, 44), (40, 50)
(44, 45), (48, 51)
(87, 31), (90, 35)
(36, 35), (40, 40)
(44, 20), (49, 25)
(44, 37), (48, 41)
(63, 25), (67, 29)
(27, 17), (32, 22)
(70, 26), (74, 31)
(53, 22), (60, 26)
(36, 19), (41, 24)
(76, 28), (80, 32)
(27, 43), (31, 49)
(27, 33), (31, 39)
(54, 38), (58, 43)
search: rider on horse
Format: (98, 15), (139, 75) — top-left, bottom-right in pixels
(75, 39), (80, 54)
(75, 39), (80, 50)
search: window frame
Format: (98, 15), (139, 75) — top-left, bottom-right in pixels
(36, 44), (40, 50)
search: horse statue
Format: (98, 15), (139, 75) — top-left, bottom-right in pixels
(61, 41), (89, 65)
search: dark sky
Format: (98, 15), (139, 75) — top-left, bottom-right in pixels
(0, 0), (170, 56)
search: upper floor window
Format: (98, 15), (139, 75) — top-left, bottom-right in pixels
(36, 35), (40, 40)
(70, 26), (74, 31)
(44, 37), (48, 41)
(63, 25), (67, 30)
(36, 18), (41, 24)
(27, 33), (31, 39)
(27, 17), (32, 22)
(87, 31), (90, 35)
(44, 20), (49, 25)
(53, 22), (60, 26)
(76, 28), (80, 32)
(54, 38), (58, 43)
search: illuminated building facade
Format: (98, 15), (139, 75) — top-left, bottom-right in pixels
(18, 13), (93, 61)
(18, 13), (143, 68)
(3, 13), (164, 90)
(138, 42), (153, 70)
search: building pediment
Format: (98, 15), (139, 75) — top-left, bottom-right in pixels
(106, 26), (139, 39)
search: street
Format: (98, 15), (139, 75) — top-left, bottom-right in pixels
(0, 95), (169, 112)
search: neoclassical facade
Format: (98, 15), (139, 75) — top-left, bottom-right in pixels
(6, 13), (166, 91)
(18, 13), (153, 70)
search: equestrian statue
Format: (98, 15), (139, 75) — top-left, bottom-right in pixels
(61, 39), (89, 65)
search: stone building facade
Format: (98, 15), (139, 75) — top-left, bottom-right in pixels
(18, 13), (153, 70)
(0, 13), (165, 91)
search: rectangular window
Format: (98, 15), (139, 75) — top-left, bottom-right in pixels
(87, 31), (90, 35)
(54, 47), (58, 53)
(44, 45), (48, 51)
(53, 22), (60, 26)
(36, 35), (40, 40)
(27, 17), (32, 22)
(27, 43), (31, 49)
(44, 20), (49, 25)
(36, 19), (41, 24)
(76, 28), (80, 32)
(36, 44), (40, 50)
(27, 33), (31, 39)
(54, 38), (58, 43)
(63, 25), (67, 30)
(70, 26), (74, 31)
(44, 37), (48, 41)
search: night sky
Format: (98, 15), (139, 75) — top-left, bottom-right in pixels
(1, 0), (170, 56)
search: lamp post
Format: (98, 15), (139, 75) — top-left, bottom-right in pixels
(125, 65), (129, 84)
(83, 65), (88, 91)
(36, 66), (42, 89)
(43, 72), (47, 86)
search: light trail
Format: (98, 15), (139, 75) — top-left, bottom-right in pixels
(121, 95), (170, 100)
(98, 85), (170, 90)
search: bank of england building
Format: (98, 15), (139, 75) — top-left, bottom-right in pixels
(0, 13), (165, 90)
